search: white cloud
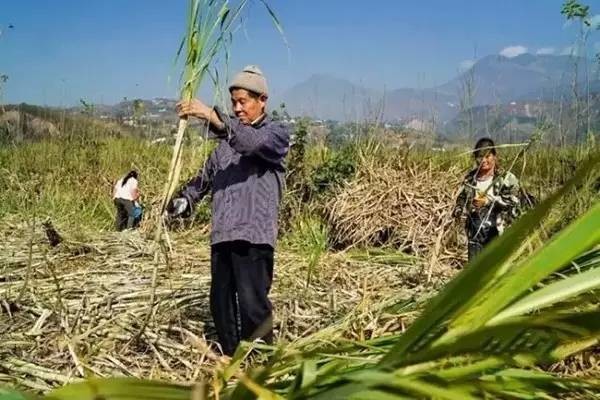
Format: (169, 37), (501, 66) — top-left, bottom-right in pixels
(594, 42), (600, 52)
(459, 59), (476, 71)
(560, 45), (582, 56)
(560, 46), (573, 56)
(536, 47), (555, 55)
(499, 45), (528, 58)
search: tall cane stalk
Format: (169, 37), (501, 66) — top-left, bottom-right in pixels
(157, 0), (249, 226)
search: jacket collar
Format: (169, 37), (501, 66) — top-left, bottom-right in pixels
(467, 167), (504, 183)
(251, 113), (270, 127)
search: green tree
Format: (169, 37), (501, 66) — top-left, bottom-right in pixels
(132, 99), (146, 122)
(560, 0), (599, 143)
(561, 0), (590, 20)
(79, 98), (95, 116)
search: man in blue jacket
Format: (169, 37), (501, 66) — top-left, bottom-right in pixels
(169, 66), (290, 356)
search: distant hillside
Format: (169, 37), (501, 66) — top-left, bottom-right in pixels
(91, 98), (178, 124)
(278, 74), (381, 122)
(279, 54), (596, 123)
(437, 54), (581, 104)
(383, 88), (456, 123)
(0, 104), (137, 143)
(444, 94), (600, 143)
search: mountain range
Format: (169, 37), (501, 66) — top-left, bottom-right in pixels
(276, 53), (597, 122)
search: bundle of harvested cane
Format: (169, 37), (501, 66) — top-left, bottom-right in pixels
(325, 159), (465, 261)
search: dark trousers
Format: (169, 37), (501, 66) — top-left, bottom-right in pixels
(466, 213), (498, 261)
(210, 241), (274, 356)
(114, 198), (137, 231)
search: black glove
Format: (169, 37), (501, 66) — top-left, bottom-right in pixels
(452, 207), (463, 219)
(166, 197), (190, 218)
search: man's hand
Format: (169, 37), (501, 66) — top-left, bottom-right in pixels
(472, 195), (488, 209)
(166, 197), (189, 218)
(176, 99), (225, 131)
(177, 99), (212, 119)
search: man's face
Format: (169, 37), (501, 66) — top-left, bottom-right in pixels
(230, 89), (267, 125)
(476, 151), (496, 173)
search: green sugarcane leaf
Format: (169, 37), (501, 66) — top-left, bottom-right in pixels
(308, 382), (376, 400)
(344, 370), (401, 385)
(297, 360), (318, 390)
(431, 368), (594, 399)
(349, 390), (413, 400)
(398, 311), (600, 368)
(228, 366), (274, 400)
(174, 34), (186, 62)
(489, 252), (600, 323)
(220, 342), (252, 383)
(432, 357), (506, 381)
(562, 247), (600, 273)
(257, 0), (289, 49)
(308, 371), (478, 400)
(45, 378), (191, 400)
(220, 8), (231, 31)
(0, 388), (38, 400)
(238, 374), (284, 400)
(388, 378), (478, 400)
(477, 368), (600, 398)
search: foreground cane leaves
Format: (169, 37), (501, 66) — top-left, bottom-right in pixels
(446, 202), (600, 338)
(378, 153), (600, 368)
(476, 369), (600, 398)
(227, 366), (274, 400)
(489, 248), (600, 323)
(45, 378), (191, 400)
(0, 389), (39, 400)
(399, 311), (600, 367)
(237, 375), (284, 400)
(349, 390), (413, 400)
(306, 370), (478, 400)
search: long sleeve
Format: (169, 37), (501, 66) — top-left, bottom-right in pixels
(453, 185), (468, 217)
(179, 149), (217, 207)
(453, 171), (475, 217)
(494, 171), (521, 212)
(213, 108), (290, 165)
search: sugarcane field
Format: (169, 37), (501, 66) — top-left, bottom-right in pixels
(1, 1), (600, 399)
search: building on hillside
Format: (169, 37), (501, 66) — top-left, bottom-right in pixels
(404, 118), (434, 133)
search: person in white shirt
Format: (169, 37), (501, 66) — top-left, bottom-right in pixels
(453, 138), (521, 261)
(113, 170), (141, 231)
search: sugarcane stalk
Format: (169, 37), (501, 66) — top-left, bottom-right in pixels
(158, 118), (189, 212)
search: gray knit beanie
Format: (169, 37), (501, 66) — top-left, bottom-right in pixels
(229, 65), (269, 97)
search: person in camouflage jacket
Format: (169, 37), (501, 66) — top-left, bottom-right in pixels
(453, 138), (522, 261)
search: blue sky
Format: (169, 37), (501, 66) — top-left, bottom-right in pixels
(0, 0), (597, 106)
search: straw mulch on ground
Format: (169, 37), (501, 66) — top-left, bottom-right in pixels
(0, 219), (446, 392)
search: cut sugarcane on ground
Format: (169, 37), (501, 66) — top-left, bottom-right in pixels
(0, 218), (440, 392)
